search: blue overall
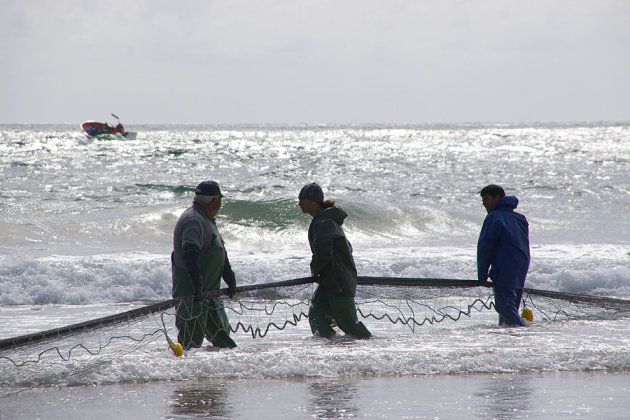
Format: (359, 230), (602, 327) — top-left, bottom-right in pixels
(477, 196), (530, 326)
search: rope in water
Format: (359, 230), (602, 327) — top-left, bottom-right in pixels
(2, 276), (628, 351)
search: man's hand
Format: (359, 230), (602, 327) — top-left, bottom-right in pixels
(228, 283), (237, 298)
(223, 269), (237, 298)
(190, 272), (203, 301)
(480, 279), (494, 288)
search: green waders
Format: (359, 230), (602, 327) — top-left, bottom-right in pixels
(172, 247), (236, 349)
(175, 295), (236, 349)
(308, 290), (371, 339)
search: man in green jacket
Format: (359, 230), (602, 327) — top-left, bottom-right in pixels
(171, 181), (237, 349)
(298, 182), (371, 339)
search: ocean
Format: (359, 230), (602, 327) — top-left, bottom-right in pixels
(1, 122), (629, 419)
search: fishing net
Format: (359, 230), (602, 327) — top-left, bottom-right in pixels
(1, 277), (629, 393)
(520, 288), (630, 322)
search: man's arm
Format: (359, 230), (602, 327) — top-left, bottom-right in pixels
(182, 243), (203, 300)
(477, 217), (498, 283)
(180, 219), (204, 300)
(309, 218), (334, 276)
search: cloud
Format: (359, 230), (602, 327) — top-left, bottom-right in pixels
(1, 0), (629, 123)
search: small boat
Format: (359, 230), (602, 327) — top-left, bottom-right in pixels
(81, 114), (136, 139)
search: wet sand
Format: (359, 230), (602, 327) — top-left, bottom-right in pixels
(2, 371), (628, 419)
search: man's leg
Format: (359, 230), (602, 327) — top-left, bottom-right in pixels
(204, 297), (237, 348)
(493, 286), (524, 327)
(176, 297), (207, 349)
(329, 296), (371, 339)
(308, 294), (336, 338)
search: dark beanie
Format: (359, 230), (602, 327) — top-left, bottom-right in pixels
(195, 181), (223, 197)
(298, 182), (324, 203)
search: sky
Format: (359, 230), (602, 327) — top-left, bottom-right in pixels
(1, 0), (629, 125)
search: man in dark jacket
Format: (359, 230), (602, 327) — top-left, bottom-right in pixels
(477, 184), (530, 327)
(298, 182), (371, 339)
(172, 180), (237, 349)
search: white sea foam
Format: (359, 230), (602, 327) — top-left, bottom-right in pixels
(1, 243), (629, 306)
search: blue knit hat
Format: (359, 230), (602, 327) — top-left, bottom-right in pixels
(298, 182), (324, 203)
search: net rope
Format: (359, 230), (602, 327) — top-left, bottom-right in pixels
(1, 277), (629, 382)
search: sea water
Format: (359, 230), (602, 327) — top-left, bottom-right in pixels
(1, 123), (630, 418)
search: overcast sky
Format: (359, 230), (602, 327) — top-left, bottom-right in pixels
(1, 1), (629, 124)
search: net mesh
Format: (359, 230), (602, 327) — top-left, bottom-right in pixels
(521, 290), (629, 321)
(355, 285), (495, 332)
(1, 278), (629, 392)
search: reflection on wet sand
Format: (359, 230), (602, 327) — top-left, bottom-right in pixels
(474, 374), (533, 419)
(307, 379), (359, 418)
(170, 381), (231, 418)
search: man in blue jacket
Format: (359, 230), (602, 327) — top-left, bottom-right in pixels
(477, 184), (530, 326)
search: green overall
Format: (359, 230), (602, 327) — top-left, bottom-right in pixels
(306, 206), (371, 339)
(172, 245), (236, 349)
(309, 287), (372, 339)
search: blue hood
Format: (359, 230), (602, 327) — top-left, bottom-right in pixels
(491, 195), (519, 212)
(478, 195), (530, 288)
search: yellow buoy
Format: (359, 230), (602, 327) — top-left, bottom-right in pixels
(521, 307), (534, 322)
(169, 340), (184, 357)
